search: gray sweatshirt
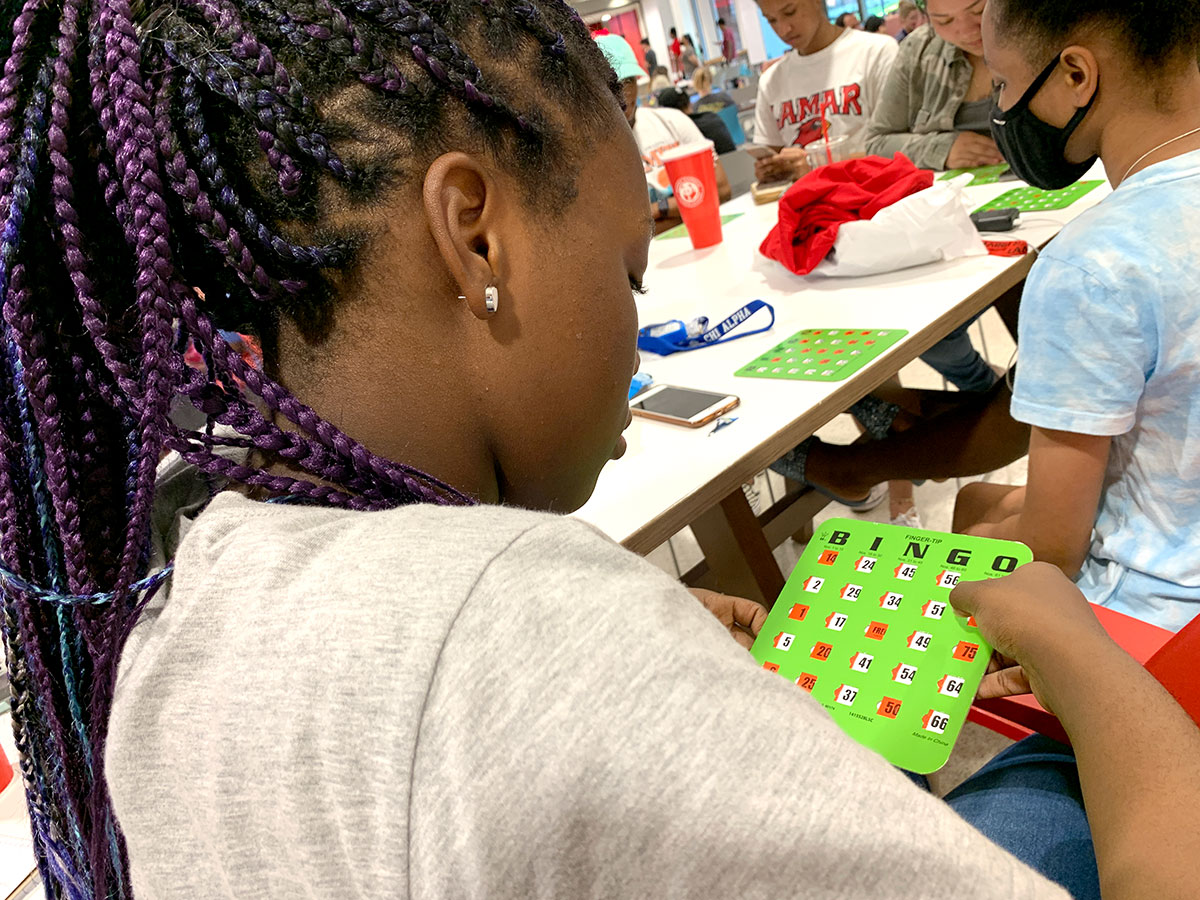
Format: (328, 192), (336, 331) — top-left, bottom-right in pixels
(106, 459), (1066, 899)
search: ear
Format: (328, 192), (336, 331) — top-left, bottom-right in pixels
(1058, 45), (1100, 108)
(422, 152), (504, 321)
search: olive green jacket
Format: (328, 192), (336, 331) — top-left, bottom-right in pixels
(863, 25), (975, 170)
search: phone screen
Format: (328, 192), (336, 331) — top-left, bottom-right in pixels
(632, 387), (730, 420)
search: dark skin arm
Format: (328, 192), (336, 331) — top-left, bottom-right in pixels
(954, 426), (1109, 577)
(953, 564), (1200, 900)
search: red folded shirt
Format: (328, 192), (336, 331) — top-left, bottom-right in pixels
(760, 154), (935, 276)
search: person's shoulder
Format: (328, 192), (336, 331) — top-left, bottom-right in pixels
(1035, 173), (1200, 296)
(757, 52), (795, 92)
(894, 22), (948, 63)
(656, 105), (704, 137)
(183, 492), (564, 593)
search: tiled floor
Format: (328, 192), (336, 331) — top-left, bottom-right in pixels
(646, 308), (1023, 789)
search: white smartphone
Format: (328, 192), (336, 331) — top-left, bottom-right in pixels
(744, 144), (776, 159)
(630, 384), (740, 428)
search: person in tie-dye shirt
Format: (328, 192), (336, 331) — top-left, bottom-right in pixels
(954, 0), (1200, 632)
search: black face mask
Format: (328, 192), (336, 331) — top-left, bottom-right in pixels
(991, 53), (1098, 190)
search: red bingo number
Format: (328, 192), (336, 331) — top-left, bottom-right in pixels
(840, 583), (863, 602)
(952, 641), (980, 662)
(907, 631), (933, 652)
(865, 621), (889, 640)
(892, 663), (918, 685)
(788, 603), (811, 621)
(763, 662), (780, 673)
(825, 612), (849, 632)
(855, 556), (877, 573)
(796, 673), (818, 693)
(774, 632), (796, 651)
(835, 684), (859, 707)
(810, 641), (833, 661)
(921, 600), (946, 620)
(849, 652), (874, 673)
(923, 710), (951, 735)
(879, 591), (904, 611)
(877, 697), (902, 719)
(938, 675), (966, 697)
(936, 570), (961, 589)
(803, 576), (825, 594)
(893, 563), (918, 581)
(818, 550), (839, 566)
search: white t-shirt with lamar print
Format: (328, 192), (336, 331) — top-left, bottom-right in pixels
(632, 105), (710, 194)
(754, 29), (898, 154)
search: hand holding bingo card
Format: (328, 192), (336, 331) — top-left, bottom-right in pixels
(751, 519), (1032, 773)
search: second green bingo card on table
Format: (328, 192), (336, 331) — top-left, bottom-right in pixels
(751, 518), (1033, 773)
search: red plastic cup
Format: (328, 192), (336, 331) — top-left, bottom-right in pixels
(0, 745), (12, 794)
(661, 140), (722, 249)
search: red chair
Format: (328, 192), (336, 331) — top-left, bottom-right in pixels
(968, 606), (1200, 743)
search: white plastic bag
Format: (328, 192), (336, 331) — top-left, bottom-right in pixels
(810, 176), (986, 278)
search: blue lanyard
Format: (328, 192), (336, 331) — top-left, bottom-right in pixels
(637, 300), (775, 356)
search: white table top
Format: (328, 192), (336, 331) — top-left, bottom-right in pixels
(575, 168), (1112, 552)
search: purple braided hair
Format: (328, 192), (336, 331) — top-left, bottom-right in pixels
(0, 0), (621, 895)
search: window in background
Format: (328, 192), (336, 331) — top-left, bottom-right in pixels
(825, 0), (862, 22)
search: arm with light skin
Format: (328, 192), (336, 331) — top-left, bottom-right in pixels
(953, 426), (1109, 577)
(952, 564), (1200, 900)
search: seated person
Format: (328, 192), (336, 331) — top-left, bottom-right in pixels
(656, 86), (737, 154)
(953, 0), (1200, 633)
(649, 65), (672, 92)
(753, 0), (899, 184)
(864, 0), (1004, 170)
(598, 34), (732, 231)
(834, 11), (861, 29)
(11, 0), (1200, 896)
(692, 66), (737, 114)
(863, 15), (886, 33)
(897, 0), (928, 39)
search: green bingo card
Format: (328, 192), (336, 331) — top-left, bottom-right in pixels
(751, 519), (1033, 773)
(938, 164), (1011, 186)
(735, 328), (908, 382)
(972, 180), (1103, 214)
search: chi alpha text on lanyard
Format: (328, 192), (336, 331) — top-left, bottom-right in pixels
(636, 300), (775, 356)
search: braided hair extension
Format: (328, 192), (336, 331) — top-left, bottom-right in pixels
(0, 0), (621, 895)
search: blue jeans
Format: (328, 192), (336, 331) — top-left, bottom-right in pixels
(936, 736), (1100, 900)
(920, 317), (996, 392)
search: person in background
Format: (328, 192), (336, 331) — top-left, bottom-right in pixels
(641, 37), (658, 74)
(834, 11), (861, 29)
(864, 0), (1004, 170)
(953, 0), (1200, 633)
(597, 34), (732, 232)
(897, 0), (928, 38)
(657, 87), (738, 153)
(680, 33), (702, 77)
(864, 14), (886, 32)
(693, 66), (738, 113)
(754, 0), (898, 183)
(670, 26), (683, 73)
(719, 17), (739, 62)
(649, 65), (673, 92)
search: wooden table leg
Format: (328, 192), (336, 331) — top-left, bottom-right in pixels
(690, 487), (786, 606)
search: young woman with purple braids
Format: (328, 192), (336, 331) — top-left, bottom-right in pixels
(1, 0), (1199, 896)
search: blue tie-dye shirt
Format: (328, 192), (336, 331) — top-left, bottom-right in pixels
(1011, 149), (1200, 632)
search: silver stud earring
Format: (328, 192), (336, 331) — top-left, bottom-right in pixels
(484, 284), (499, 315)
